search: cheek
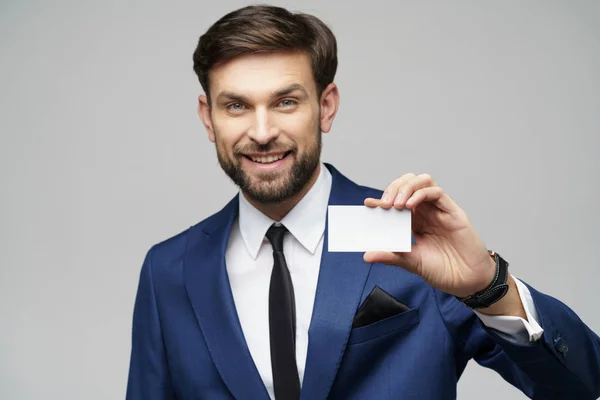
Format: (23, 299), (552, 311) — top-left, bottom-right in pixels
(213, 118), (247, 149)
(276, 109), (319, 140)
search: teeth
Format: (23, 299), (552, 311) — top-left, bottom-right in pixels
(250, 154), (285, 163)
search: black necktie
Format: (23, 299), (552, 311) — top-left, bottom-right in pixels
(266, 224), (301, 400)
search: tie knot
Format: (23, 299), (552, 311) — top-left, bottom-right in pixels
(266, 224), (287, 252)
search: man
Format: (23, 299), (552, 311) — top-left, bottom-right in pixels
(126, 5), (600, 399)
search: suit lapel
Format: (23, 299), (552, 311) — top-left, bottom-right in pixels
(301, 164), (374, 400)
(183, 196), (270, 400)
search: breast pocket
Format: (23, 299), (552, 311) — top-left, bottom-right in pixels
(347, 307), (420, 345)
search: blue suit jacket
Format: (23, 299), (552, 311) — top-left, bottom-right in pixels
(127, 164), (600, 399)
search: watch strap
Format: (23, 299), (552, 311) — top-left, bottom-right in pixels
(460, 251), (510, 309)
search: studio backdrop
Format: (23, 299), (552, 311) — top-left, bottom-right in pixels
(1, 0), (599, 399)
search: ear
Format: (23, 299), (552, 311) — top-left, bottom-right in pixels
(319, 82), (340, 133)
(197, 95), (216, 142)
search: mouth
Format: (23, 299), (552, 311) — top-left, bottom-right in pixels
(240, 150), (293, 172)
(242, 151), (292, 164)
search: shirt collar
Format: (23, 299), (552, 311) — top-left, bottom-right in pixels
(238, 163), (332, 260)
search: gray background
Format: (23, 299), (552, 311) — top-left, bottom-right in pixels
(1, 0), (599, 398)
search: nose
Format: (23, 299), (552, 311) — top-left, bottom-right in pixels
(246, 107), (279, 145)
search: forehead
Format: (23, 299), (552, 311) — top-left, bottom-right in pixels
(209, 51), (316, 99)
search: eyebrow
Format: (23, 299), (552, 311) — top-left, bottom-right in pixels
(215, 92), (250, 104)
(215, 84), (308, 104)
(273, 83), (308, 98)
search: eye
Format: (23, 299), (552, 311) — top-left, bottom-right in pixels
(278, 99), (297, 108)
(226, 103), (246, 113)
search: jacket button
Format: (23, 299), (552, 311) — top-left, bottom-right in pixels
(553, 333), (568, 358)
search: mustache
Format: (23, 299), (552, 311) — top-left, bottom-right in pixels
(234, 143), (296, 155)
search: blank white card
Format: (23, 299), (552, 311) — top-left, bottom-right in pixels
(327, 206), (412, 252)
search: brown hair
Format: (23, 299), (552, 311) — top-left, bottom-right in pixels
(192, 5), (337, 102)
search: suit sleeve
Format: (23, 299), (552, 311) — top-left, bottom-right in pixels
(126, 247), (176, 400)
(435, 283), (600, 399)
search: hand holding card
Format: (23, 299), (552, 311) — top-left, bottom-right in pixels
(357, 173), (504, 303)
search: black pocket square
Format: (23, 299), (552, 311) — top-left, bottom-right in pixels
(352, 286), (410, 328)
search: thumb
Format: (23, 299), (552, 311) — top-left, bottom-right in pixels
(363, 251), (420, 274)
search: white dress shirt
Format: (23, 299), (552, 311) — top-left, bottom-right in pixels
(225, 163), (543, 399)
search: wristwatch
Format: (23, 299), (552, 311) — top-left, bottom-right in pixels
(459, 250), (510, 309)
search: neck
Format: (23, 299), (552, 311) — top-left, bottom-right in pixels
(243, 163), (321, 222)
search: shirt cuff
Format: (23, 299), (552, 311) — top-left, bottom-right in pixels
(474, 275), (544, 344)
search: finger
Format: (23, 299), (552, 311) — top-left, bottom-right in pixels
(393, 173), (436, 209)
(381, 173), (416, 208)
(366, 173), (416, 209)
(364, 197), (379, 207)
(364, 194), (406, 207)
(405, 187), (458, 213)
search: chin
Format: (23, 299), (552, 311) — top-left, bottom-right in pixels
(246, 178), (292, 202)
(249, 177), (290, 198)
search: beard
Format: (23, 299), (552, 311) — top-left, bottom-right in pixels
(215, 129), (322, 204)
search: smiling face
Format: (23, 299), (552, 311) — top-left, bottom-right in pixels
(198, 51), (338, 204)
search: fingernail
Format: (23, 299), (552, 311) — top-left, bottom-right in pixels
(382, 193), (390, 203)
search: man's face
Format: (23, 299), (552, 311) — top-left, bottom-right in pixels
(199, 52), (325, 203)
